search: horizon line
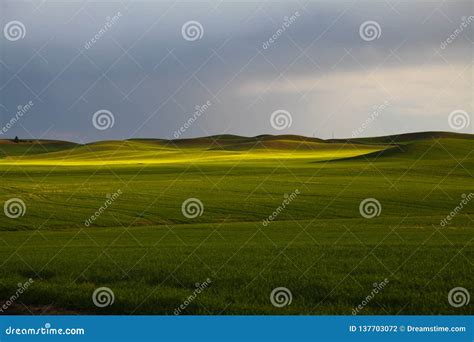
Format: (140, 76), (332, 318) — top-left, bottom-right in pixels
(0, 130), (472, 145)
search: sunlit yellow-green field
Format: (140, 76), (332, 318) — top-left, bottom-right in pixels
(0, 132), (472, 315)
(0, 137), (389, 166)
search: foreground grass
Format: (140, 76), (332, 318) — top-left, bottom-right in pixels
(0, 219), (472, 315)
(0, 133), (472, 314)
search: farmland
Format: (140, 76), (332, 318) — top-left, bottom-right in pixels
(0, 132), (472, 314)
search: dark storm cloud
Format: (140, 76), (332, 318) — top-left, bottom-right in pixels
(0, 0), (472, 142)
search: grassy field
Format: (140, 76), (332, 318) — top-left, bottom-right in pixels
(0, 132), (472, 315)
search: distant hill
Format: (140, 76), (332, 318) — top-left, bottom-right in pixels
(345, 131), (474, 144)
(0, 139), (78, 158)
(0, 132), (472, 165)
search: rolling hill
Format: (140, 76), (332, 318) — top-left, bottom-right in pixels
(0, 131), (471, 166)
(0, 131), (472, 315)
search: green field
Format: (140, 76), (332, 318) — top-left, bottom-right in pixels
(0, 132), (472, 315)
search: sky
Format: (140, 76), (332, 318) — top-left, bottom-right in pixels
(0, 0), (472, 143)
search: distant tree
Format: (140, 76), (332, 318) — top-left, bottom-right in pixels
(13, 136), (19, 143)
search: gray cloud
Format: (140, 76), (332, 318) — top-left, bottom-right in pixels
(0, 0), (472, 142)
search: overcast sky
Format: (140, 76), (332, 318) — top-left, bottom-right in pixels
(0, 0), (472, 142)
